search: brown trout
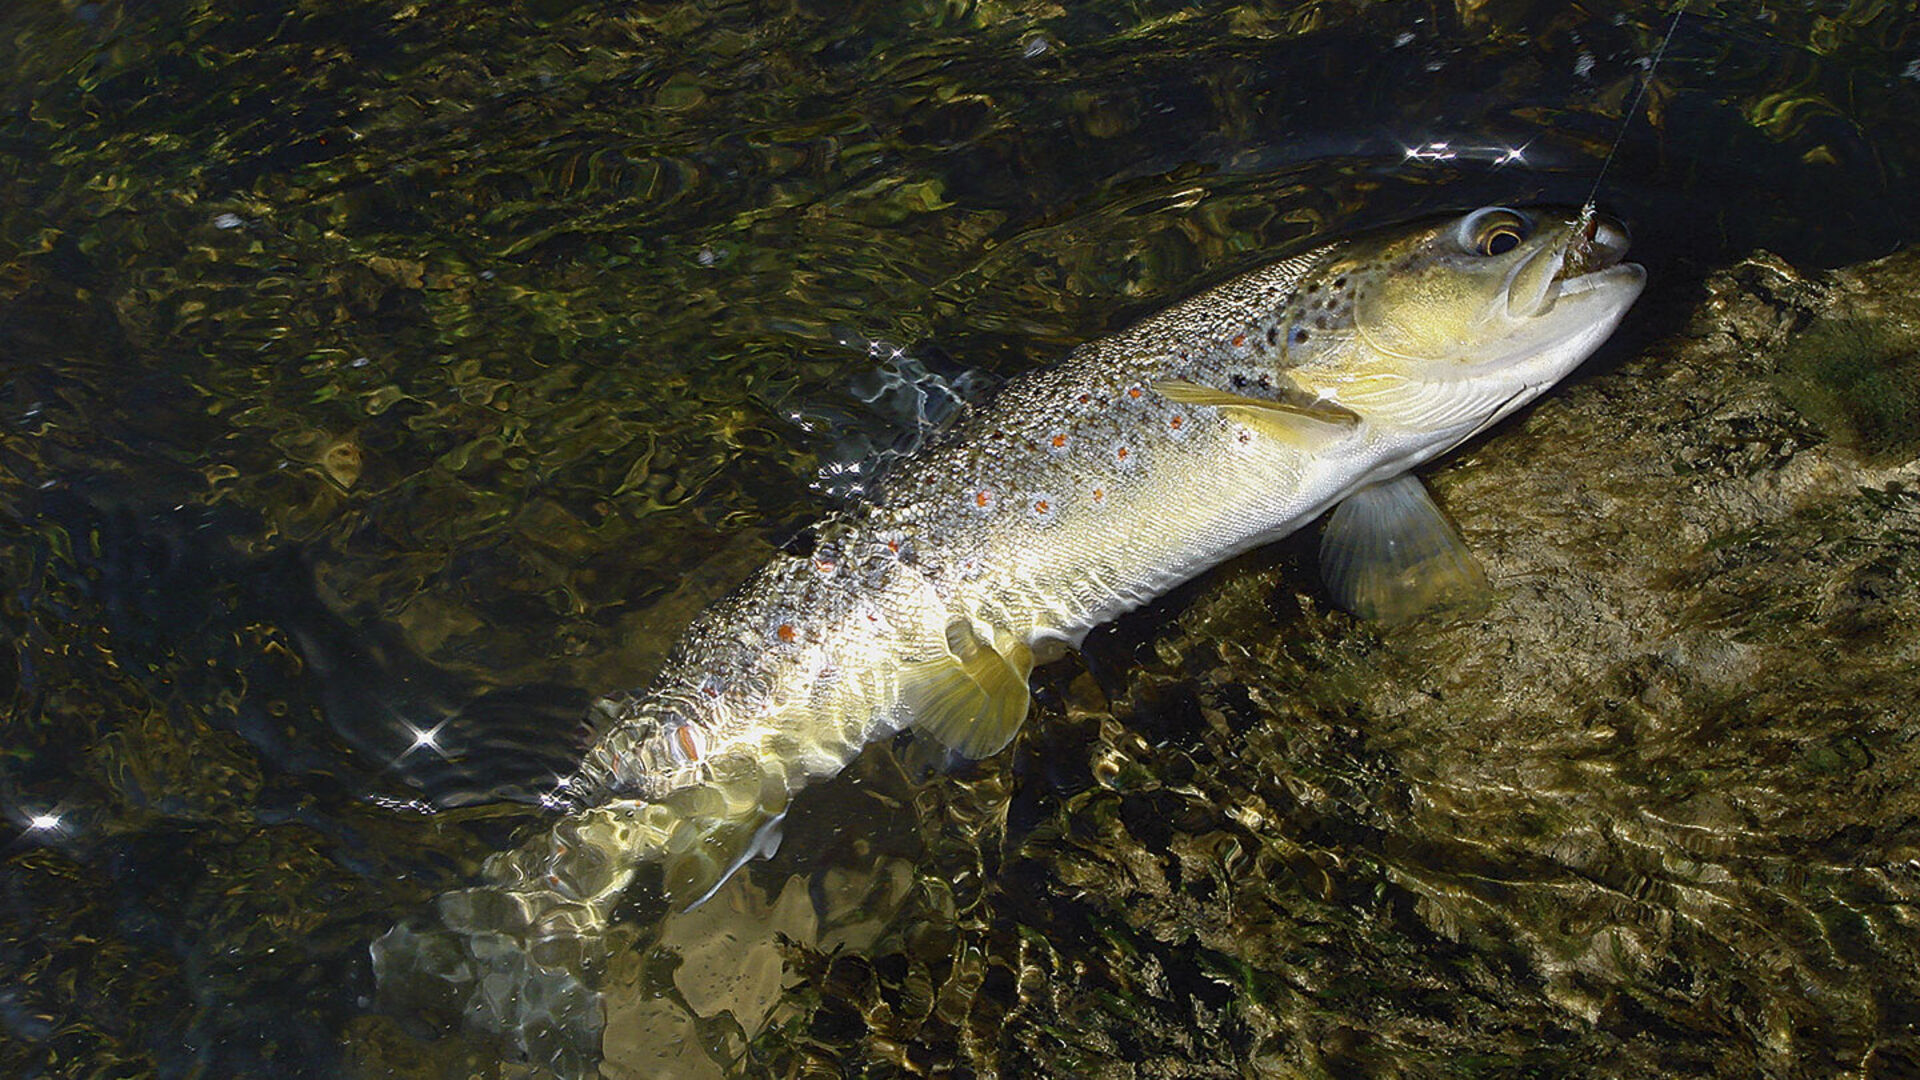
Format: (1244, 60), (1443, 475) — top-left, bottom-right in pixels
(374, 204), (1645, 1045)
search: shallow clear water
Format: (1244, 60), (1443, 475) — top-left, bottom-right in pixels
(3, 0), (1919, 1076)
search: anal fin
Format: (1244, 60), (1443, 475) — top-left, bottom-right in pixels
(1319, 473), (1490, 624)
(671, 811), (788, 912)
(899, 618), (1033, 758)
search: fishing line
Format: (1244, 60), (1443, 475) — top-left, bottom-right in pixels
(1578, 0), (1689, 235)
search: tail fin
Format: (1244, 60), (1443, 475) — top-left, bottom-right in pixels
(369, 802), (659, 1070)
(370, 756), (793, 1066)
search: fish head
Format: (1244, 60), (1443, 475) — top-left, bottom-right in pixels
(1282, 205), (1645, 448)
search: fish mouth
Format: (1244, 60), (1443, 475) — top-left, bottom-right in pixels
(1506, 211), (1643, 320)
(1475, 211), (1645, 387)
(1557, 261), (1648, 303)
(1559, 210), (1633, 279)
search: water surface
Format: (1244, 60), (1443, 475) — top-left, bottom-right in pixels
(3, 0), (1919, 1075)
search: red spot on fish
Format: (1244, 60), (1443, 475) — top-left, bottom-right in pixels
(1034, 499), (1050, 514)
(975, 490), (991, 507)
(1169, 414), (1184, 431)
(1232, 334), (1246, 347)
(886, 538), (901, 553)
(777, 623), (798, 643)
(1093, 488), (1106, 502)
(673, 725), (703, 762)
(814, 558), (836, 574)
(1116, 446), (1130, 461)
(1128, 386), (1143, 399)
(1051, 433), (1068, 448)
(1077, 393), (1091, 404)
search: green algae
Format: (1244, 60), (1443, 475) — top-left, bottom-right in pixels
(1773, 316), (1920, 460)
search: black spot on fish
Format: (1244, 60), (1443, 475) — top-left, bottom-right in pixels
(1291, 327), (1310, 345)
(1266, 326), (1280, 345)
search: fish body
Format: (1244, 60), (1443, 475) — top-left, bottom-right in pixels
(374, 205), (1645, 1046)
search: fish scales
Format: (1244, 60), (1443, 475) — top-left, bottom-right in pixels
(575, 248), (1331, 804)
(373, 205), (1647, 1049)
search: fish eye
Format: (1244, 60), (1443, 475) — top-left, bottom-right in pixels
(1456, 207), (1530, 258)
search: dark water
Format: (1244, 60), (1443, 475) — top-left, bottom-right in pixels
(3, 1), (1918, 1076)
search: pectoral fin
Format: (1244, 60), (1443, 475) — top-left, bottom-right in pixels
(899, 618), (1033, 758)
(1319, 473), (1490, 624)
(1154, 378), (1360, 449)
